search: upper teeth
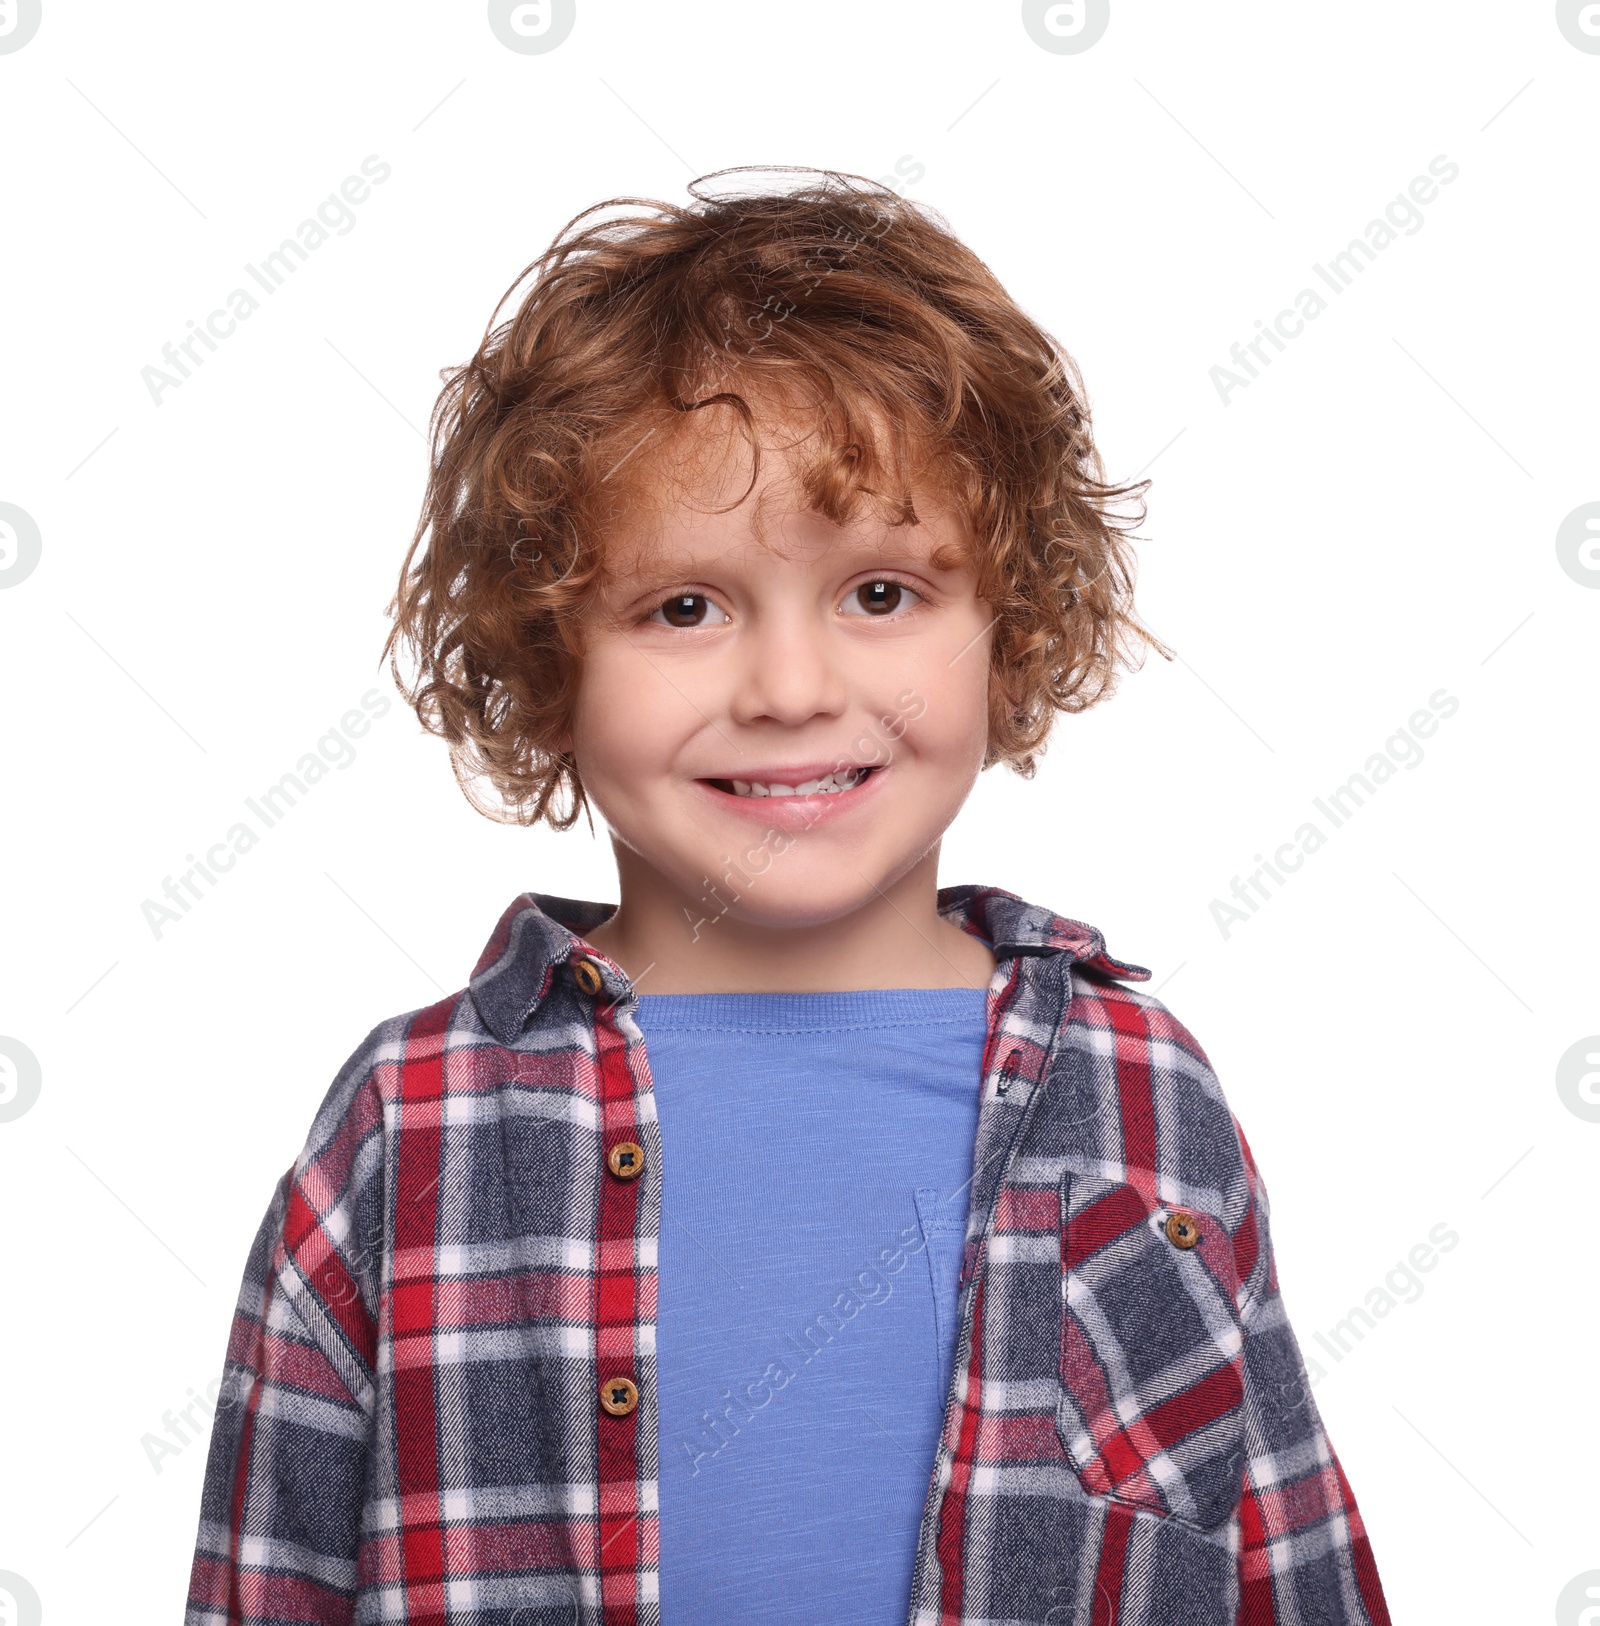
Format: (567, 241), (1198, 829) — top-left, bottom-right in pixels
(729, 769), (868, 798)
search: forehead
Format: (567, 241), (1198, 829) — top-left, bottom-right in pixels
(594, 397), (972, 579)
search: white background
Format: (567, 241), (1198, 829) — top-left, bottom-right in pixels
(1, 2), (1596, 1621)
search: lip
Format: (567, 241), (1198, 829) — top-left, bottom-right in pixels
(701, 761), (878, 786)
(692, 763), (887, 830)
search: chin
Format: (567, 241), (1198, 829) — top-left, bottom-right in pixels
(708, 852), (917, 930)
(700, 867), (893, 931)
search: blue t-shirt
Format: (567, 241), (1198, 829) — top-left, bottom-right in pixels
(634, 986), (987, 1624)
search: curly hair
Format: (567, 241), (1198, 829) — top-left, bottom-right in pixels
(384, 165), (1171, 829)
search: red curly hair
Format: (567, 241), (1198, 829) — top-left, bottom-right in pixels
(384, 165), (1169, 828)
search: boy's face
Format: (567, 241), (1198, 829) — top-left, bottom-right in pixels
(567, 414), (994, 931)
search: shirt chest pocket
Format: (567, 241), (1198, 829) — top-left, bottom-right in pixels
(1057, 1170), (1247, 1532)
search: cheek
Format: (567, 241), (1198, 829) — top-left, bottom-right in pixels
(568, 644), (661, 791)
(899, 659), (991, 771)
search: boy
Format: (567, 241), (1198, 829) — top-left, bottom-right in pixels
(185, 171), (1391, 1624)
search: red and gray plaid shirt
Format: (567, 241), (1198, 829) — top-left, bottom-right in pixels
(186, 885), (1392, 1625)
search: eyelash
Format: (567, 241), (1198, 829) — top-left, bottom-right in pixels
(644, 576), (926, 628)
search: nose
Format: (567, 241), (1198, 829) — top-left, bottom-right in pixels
(728, 605), (849, 728)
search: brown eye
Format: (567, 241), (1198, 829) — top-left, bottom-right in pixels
(656, 591), (718, 627)
(852, 581), (904, 616)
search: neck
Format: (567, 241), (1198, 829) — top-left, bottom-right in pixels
(583, 841), (995, 994)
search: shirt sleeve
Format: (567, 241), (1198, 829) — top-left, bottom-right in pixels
(186, 1042), (386, 1626)
(1230, 1117), (1393, 1626)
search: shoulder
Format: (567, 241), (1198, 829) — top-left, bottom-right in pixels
(259, 989), (493, 1366)
(279, 986), (501, 1231)
(1063, 961), (1225, 1095)
(297, 986), (509, 1147)
(1046, 960), (1258, 1219)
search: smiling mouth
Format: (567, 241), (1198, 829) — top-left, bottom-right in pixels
(703, 767), (876, 799)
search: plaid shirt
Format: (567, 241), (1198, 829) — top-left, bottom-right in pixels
(186, 885), (1391, 1625)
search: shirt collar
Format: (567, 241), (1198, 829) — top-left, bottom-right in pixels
(935, 883), (1151, 980)
(467, 884), (1150, 1047)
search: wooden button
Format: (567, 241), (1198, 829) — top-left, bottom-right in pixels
(599, 1375), (639, 1416)
(606, 1140), (645, 1180)
(573, 958), (604, 997)
(1165, 1210), (1200, 1250)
